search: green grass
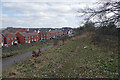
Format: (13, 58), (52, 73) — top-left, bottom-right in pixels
(2, 36), (118, 78)
(55, 37), (118, 78)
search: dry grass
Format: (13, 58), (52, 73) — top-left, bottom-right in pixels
(2, 33), (118, 78)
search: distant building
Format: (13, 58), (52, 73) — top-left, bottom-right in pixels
(38, 28), (55, 40)
(0, 34), (4, 47)
(1, 27), (73, 47)
(38, 31), (51, 40)
(2, 32), (18, 46)
(1, 28), (25, 46)
(16, 32), (39, 44)
(3, 27), (25, 34)
(62, 27), (73, 37)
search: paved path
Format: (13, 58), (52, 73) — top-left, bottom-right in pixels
(2, 45), (54, 69)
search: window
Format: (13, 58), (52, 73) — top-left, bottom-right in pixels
(12, 41), (13, 45)
(32, 39), (33, 41)
(8, 37), (10, 40)
(37, 35), (38, 37)
(11, 38), (13, 40)
(32, 36), (33, 38)
(8, 42), (10, 44)
(26, 37), (27, 39)
(26, 41), (27, 43)
(29, 40), (30, 43)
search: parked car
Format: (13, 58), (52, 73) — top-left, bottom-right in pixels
(50, 37), (54, 40)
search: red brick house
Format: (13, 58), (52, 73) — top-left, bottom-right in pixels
(52, 29), (64, 37)
(16, 32), (31, 44)
(49, 31), (55, 39)
(38, 31), (52, 40)
(0, 34), (4, 47)
(2, 28), (24, 47)
(29, 32), (39, 42)
(2, 32), (18, 47)
(16, 32), (39, 44)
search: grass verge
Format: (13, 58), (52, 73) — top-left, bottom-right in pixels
(2, 35), (118, 78)
(2, 42), (52, 58)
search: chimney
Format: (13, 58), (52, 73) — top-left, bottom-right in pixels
(49, 29), (51, 32)
(38, 30), (40, 33)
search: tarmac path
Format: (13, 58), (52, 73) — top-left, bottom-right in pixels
(2, 45), (54, 69)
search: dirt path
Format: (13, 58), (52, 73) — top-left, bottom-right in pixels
(51, 33), (88, 77)
(2, 45), (54, 70)
(51, 44), (80, 76)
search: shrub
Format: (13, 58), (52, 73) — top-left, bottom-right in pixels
(53, 40), (58, 46)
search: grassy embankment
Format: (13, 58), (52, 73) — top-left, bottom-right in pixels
(2, 41), (52, 58)
(3, 34), (118, 78)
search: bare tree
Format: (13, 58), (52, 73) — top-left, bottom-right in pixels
(78, 1), (120, 26)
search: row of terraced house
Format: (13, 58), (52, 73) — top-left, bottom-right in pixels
(0, 27), (73, 47)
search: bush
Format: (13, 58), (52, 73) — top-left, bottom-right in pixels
(53, 40), (58, 46)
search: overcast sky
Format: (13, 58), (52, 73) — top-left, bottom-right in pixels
(1, 0), (101, 28)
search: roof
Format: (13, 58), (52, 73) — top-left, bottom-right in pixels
(2, 28), (25, 34)
(28, 32), (38, 36)
(39, 28), (51, 31)
(11, 33), (17, 37)
(19, 32), (38, 37)
(52, 29), (63, 33)
(2, 32), (16, 38)
(19, 32), (31, 37)
(2, 30), (11, 37)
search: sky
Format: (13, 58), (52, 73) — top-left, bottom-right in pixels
(0, 0), (102, 28)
